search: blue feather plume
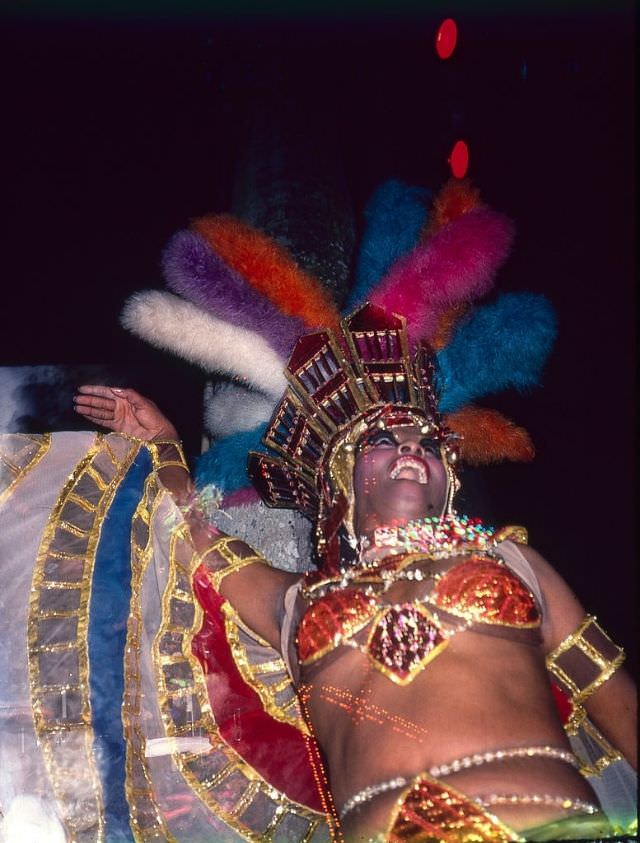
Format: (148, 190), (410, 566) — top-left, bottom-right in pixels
(345, 180), (431, 310)
(195, 424), (268, 492)
(437, 293), (558, 413)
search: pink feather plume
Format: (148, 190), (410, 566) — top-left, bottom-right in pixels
(370, 208), (515, 344)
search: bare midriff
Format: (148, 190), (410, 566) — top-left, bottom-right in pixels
(298, 575), (598, 839)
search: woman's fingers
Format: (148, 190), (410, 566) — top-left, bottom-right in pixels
(73, 386), (123, 426)
(76, 384), (121, 398)
(75, 386), (153, 412)
(72, 385), (172, 439)
(73, 406), (119, 431)
(74, 395), (116, 414)
(74, 394), (116, 408)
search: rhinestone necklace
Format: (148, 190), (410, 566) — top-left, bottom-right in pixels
(303, 515), (497, 601)
(365, 513), (495, 562)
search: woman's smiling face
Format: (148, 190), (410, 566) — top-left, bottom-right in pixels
(352, 423), (449, 535)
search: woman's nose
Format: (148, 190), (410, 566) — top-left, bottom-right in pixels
(399, 440), (424, 456)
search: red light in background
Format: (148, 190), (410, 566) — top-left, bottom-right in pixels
(448, 140), (469, 178)
(436, 18), (458, 60)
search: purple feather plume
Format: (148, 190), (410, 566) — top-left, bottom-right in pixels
(162, 230), (305, 358)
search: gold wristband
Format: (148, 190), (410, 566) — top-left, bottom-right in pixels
(149, 440), (188, 472)
(546, 615), (625, 705)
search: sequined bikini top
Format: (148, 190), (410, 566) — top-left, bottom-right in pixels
(296, 539), (542, 686)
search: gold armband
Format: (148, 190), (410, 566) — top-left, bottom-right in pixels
(149, 440), (189, 472)
(198, 535), (267, 592)
(546, 615), (625, 706)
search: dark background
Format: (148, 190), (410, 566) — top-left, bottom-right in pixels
(1, 3), (636, 664)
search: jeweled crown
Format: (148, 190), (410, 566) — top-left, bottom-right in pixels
(248, 303), (458, 531)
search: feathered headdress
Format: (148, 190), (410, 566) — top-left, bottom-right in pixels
(121, 178), (556, 565)
(247, 302), (463, 572)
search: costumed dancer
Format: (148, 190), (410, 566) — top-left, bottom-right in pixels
(77, 180), (637, 840)
(0, 180), (636, 842)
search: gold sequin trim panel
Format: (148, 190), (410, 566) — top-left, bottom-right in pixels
(222, 602), (309, 733)
(123, 472), (178, 842)
(198, 534), (266, 592)
(151, 523), (327, 842)
(493, 525), (528, 545)
(148, 440), (189, 472)
(27, 433), (142, 843)
(0, 432), (51, 505)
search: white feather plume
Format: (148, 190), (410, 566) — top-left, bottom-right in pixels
(203, 381), (276, 438)
(0, 795), (66, 843)
(121, 291), (287, 398)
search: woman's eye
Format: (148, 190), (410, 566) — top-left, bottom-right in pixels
(420, 438), (439, 454)
(360, 431), (396, 450)
(373, 432), (396, 447)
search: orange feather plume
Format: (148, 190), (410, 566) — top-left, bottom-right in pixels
(192, 214), (340, 330)
(444, 406), (535, 465)
(423, 180), (487, 353)
(421, 178), (483, 240)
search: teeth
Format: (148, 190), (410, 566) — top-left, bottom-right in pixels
(389, 457), (428, 484)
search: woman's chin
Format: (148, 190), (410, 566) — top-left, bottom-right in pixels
(378, 486), (441, 523)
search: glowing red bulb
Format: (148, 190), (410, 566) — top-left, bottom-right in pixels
(448, 140), (469, 178)
(436, 18), (458, 60)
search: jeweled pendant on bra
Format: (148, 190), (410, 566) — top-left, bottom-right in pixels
(366, 603), (448, 685)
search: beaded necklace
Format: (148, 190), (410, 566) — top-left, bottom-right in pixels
(366, 513), (495, 561)
(302, 514), (497, 601)
(297, 515), (539, 685)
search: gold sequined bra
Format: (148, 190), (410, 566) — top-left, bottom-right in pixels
(297, 552), (542, 685)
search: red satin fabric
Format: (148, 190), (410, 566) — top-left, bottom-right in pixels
(191, 564), (324, 812)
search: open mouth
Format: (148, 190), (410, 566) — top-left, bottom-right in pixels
(389, 456), (429, 484)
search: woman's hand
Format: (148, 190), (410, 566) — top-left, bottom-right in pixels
(73, 385), (178, 441)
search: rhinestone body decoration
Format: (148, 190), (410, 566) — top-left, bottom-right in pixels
(367, 604), (448, 685)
